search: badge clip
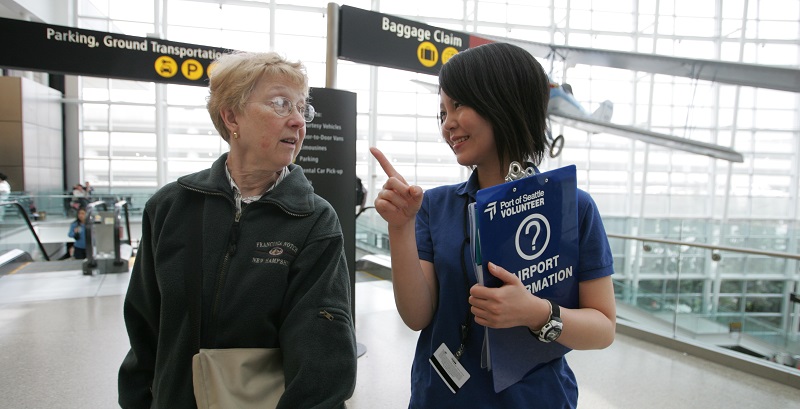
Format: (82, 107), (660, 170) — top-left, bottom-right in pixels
(505, 161), (536, 182)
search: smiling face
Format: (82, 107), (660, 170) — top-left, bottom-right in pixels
(439, 90), (499, 171)
(224, 75), (307, 173)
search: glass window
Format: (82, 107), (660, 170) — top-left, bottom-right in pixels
(69, 1), (800, 344)
(110, 132), (156, 158)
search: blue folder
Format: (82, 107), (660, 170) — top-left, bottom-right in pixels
(473, 165), (578, 393)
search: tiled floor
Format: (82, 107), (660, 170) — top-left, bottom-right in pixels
(1, 262), (799, 408)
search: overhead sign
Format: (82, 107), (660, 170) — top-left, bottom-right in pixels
(0, 17), (230, 86)
(338, 5), (493, 75)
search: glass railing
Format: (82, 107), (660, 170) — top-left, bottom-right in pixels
(354, 208), (800, 372)
(608, 233), (800, 367)
(2, 192), (151, 223)
(6, 193), (799, 370)
(355, 207), (390, 255)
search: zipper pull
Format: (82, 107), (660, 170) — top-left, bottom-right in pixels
(319, 310), (334, 321)
(228, 220), (240, 254)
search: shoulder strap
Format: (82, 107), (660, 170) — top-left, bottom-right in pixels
(185, 196), (205, 352)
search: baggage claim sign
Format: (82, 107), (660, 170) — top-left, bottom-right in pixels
(0, 17), (230, 86)
(338, 6), (493, 75)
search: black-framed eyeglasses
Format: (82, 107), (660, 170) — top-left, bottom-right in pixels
(265, 97), (316, 123)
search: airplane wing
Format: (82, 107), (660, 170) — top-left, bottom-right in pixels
(549, 112), (744, 163)
(480, 34), (800, 94)
(410, 79), (438, 93)
(408, 79), (745, 162)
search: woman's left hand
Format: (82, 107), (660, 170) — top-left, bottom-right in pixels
(468, 262), (549, 329)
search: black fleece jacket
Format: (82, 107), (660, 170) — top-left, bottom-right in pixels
(118, 153), (357, 408)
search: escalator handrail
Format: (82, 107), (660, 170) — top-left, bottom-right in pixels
(115, 200), (132, 246)
(0, 200), (50, 261)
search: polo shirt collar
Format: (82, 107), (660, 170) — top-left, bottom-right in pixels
(455, 162), (540, 200)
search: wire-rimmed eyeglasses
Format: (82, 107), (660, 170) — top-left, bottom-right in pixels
(265, 97), (316, 123)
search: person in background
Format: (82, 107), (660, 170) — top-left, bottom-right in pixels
(0, 172), (10, 221)
(68, 207), (87, 259)
(118, 51), (357, 408)
(28, 202), (40, 221)
(370, 42), (616, 408)
(71, 184), (88, 210)
(83, 181), (94, 200)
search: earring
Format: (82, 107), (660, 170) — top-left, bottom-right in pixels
(233, 132), (239, 139)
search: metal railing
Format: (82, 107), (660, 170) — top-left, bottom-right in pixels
(82, 199), (132, 275)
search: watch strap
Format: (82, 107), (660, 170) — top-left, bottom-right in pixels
(550, 301), (560, 320)
(529, 299), (554, 337)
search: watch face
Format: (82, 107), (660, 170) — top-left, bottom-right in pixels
(545, 328), (561, 341)
(542, 319), (563, 342)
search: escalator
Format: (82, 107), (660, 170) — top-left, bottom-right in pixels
(0, 199), (133, 276)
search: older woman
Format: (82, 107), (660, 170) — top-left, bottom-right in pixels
(119, 52), (357, 409)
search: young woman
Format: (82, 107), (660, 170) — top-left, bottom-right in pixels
(67, 207), (87, 259)
(370, 42), (616, 408)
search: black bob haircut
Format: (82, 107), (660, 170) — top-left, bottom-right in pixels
(438, 42), (550, 174)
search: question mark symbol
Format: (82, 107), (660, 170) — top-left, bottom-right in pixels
(525, 220), (541, 251)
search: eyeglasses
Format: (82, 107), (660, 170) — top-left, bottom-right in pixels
(265, 97), (316, 123)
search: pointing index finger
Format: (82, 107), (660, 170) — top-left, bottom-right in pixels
(370, 147), (407, 184)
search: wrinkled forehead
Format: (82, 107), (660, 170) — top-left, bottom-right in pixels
(253, 73), (309, 100)
(254, 73), (309, 99)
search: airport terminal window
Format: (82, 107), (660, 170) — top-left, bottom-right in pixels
(379, 0), (464, 20)
(82, 104), (109, 131)
(168, 1), (271, 36)
(111, 159), (158, 187)
(110, 105), (155, 132)
(109, 133), (157, 158)
(64, 0), (799, 347)
(81, 78), (110, 101)
(166, 106), (216, 136)
(82, 159), (109, 186)
(105, 0), (154, 22)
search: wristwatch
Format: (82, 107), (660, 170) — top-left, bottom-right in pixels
(530, 300), (563, 343)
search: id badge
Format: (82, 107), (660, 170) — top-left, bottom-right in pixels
(429, 343), (470, 394)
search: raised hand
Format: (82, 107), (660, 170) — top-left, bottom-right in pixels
(369, 147), (424, 228)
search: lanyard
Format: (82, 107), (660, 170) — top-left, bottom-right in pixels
(454, 197), (474, 360)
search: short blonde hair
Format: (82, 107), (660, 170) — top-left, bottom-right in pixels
(206, 51), (308, 142)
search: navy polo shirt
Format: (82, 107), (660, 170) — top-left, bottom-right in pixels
(410, 169), (614, 409)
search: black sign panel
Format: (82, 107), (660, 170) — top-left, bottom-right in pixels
(298, 88), (357, 288)
(0, 17), (230, 86)
(339, 5), (490, 75)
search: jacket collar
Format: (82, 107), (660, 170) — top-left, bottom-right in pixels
(178, 153), (316, 216)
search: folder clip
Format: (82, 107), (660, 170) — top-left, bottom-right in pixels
(504, 161), (536, 182)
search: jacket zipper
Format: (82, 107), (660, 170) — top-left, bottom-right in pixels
(180, 182), (312, 343)
(210, 207), (241, 338)
(179, 183), (240, 344)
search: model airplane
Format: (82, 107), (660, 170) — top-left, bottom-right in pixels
(545, 81), (744, 162)
(412, 78), (744, 162)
